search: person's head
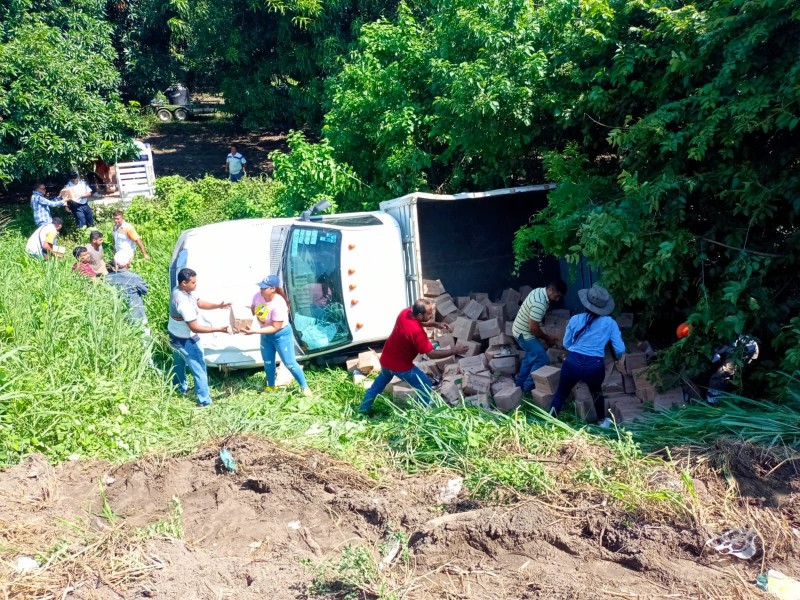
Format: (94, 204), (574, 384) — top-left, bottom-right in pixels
(89, 230), (103, 248)
(257, 274), (280, 298)
(112, 209), (124, 226)
(230, 145), (237, 154)
(34, 182), (46, 193)
(73, 246), (90, 263)
(52, 217), (63, 231)
(578, 285), (615, 317)
(178, 267), (197, 291)
(411, 298), (434, 323)
(546, 279), (567, 303)
(114, 250), (133, 270)
(69, 170), (79, 182)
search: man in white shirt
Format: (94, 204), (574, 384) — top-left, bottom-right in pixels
(224, 145), (247, 182)
(168, 268), (231, 406)
(64, 170), (95, 228)
(26, 218), (63, 259)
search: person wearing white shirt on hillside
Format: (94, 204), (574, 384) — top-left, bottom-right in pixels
(224, 145), (247, 182)
(64, 170), (95, 228)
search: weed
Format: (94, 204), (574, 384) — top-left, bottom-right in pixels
(136, 496), (184, 539)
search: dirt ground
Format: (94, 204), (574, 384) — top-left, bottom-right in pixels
(1, 436), (798, 599)
(142, 120), (288, 181)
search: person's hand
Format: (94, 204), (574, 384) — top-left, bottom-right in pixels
(218, 300), (231, 309)
(453, 343), (470, 355)
(439, 323), (451, 331)
(218, 325), (232, 334)
(242, 326), (257, 336)
(143, 253), (151, 260)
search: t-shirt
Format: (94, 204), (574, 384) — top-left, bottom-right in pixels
(512, 287), (550, 340)
(251, 292), (288, 326)
(168, 288), (199, 338)
(380, 308), (434, 372)
(26, 224), (58, 257)
(72, 262), (96, 278)
(86, 244), (107, 275)
(226, 152), (246, 174)
(563, 314), (626, 358)
(65, 180), (92, 205)
(113, 221), (141, 255)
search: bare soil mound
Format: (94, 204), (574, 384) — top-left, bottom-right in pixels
(1, 436), (797, 599)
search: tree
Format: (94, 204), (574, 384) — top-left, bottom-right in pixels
(0, 0), (143, 184)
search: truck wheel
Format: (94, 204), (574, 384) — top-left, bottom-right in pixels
(174, 108), (189, 121)
(156, 108), (173, 122)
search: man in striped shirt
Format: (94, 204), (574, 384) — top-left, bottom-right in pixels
(512, 279), (567, 392)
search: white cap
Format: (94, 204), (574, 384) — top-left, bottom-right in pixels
(114, 250), (133, 267)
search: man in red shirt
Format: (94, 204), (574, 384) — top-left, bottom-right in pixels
(359, 299), (468, 413)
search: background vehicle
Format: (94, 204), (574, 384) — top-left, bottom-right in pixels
(169, 184), (570, 368)
(150, 85), (222, 122)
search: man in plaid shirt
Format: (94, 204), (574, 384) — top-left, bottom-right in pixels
(30, 183), (66, 227)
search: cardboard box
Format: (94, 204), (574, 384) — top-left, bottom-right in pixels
(462, 300), (484, 321)
(439, 380), (462, 406)
(575, 398), (598, 423)
(455, 296), (470, 310)
(463, 371), (492, 395)
(59, 187), (79, 201)
(635, 386), (656, 402)
(393, 383), (416, 401)
(345, 357), (359, 371)
(415, 359), (440, 379)
(572, 382), (593, 403)
(465, 394), (491, 412)
(491, 376), (516, 396)
(459, 354), (488, 374)
(432, 355), (456, 371)
(470, 292), (489, 303)
(451, 317), (476, 341)
(611, 397), (645, 423)
(530, 388), (553, 410)
(357, 350), (382, 374)
(547, 347), (566, 364)
(457, 340), (483, 357)
(435, 332), (455, 348)
(519, 285), (533, 300)
(485, 345), (515, 361)
(549, 308), (571, 319)
(500, 288), (521, 305)
(489, 356), (516, 375)
(230, 305), (254, 332)
(423, 279), (445, 297)
(489, 333), (515, 347)
(622, 352), (647, 374)
(51, 244), (66, 258)
(487, 303), (505, 322)
(653, 388), (684, 411)
(442, 363), (460, 378)
(504, 321), (515, 336)
(478, 318), (502, 340)
(494, 385), (523, 413)
(616, 313), (634, 329)
(504, 302), (520, 321)
(435, 297), (458, 319)
(532, 365), (561, 393)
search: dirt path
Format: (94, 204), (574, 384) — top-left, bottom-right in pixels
(143, 119), (288, 181)
(2, 436), (796, 599)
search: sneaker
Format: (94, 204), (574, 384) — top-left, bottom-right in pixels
(301, 387), (313, 397)
(599, 417), (613, 429)
(548, 407), (557, 417)
(197, 399), (212, 407)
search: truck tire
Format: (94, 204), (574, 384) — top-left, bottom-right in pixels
(174, 108), (189, 121)
(156, 108), (173, 122)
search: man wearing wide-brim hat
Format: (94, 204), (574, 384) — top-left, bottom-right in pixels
(546, 285), (626, 428)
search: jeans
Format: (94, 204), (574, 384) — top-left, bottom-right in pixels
(229, 172), (243, 182)
(260, 325), (307, 388)
(515, 335), (550, 392)
(69, 202), (95, 228)
(359, 365), (432, 412)
(549, 352), (606, 418)
(170, 334), (211, 405)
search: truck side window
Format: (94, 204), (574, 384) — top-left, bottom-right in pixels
(284, 227), (352, 352)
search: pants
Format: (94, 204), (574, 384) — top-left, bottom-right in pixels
(69, 202), (95, 228)
(359, 365), (432, 411)
(229, 172), (243, 182)
(260, 325), (307, 388)
(515, 335), (549, 392)
(170, 335), (211, 405)
(549, 352), (606, 418)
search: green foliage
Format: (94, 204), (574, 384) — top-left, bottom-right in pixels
(0, 0), (144, 183)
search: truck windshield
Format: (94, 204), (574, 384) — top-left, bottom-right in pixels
(284, 226), (352, 353)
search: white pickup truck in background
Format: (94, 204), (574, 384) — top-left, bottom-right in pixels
(168, 184), (571, 368)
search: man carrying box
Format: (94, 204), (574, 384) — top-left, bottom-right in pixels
(512, 279), (567, 393)
(359, 299), (468, 413)
(26, 218), (63, 260)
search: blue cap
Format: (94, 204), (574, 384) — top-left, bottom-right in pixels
(257, 274), (280, 289)
(68, 170), (79, 179)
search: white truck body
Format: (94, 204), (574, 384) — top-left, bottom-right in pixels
(168, 184), (557, 367)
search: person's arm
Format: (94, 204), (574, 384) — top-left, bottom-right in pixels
(186, 319), (229, 334)
(241, 157), (247, 175)
(42, 241), (55, 258)
(40, 196), (66, 208)
(197, 299), (230, 310)
(529, 319), (554, 347)
(422, 320), (450, 331)
(223, 157), (229, 172)
(135, 238), (150, 260)
(426, 343), (469, 360)
(609, 321), (626, 359)
(244, 320), (284, 335)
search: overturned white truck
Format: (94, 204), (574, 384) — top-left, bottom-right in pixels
(168, 184), (584, 368)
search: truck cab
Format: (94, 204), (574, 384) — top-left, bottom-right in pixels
(168, 212), (407, 368)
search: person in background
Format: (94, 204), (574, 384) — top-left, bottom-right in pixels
(64, 171), (95, 228)
(224, 144), (247, 182)
(547, 285), (626, 428)
(244, 275), (311, 395)
(86, 230), (108, 276)
(112, 209), (150, 260)
(168, 268), (231, 406)
(30, 183), (66, 227)
(512, 279), (568, 393)
(26, 218), (63, 260)
(107, 251), (150, 321)
(358, 299), (468, 413)
(71, 246), (96, 278)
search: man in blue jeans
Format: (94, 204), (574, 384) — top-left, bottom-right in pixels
(168, 268), (232, 406)
(359, 299), (468, 413)
(512, 279), (567, 393)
